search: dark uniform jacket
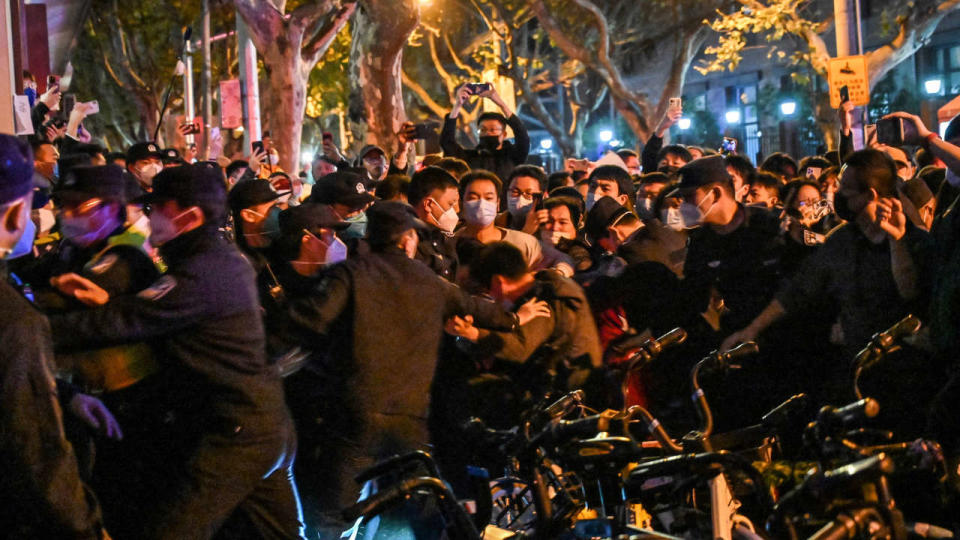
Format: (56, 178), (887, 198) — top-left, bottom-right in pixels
(0, 274), (103, 539)
(289, 246), (519, 424)
(415, 226), (460, 282)
(440, 114), (530, 183)
(49, 227), (288, 430)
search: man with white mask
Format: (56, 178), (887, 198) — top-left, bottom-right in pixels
(409, 166), (462, 282)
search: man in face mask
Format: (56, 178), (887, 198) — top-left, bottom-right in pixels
(124, 141), (164, 194)
(409, 166), (461, 281)
(305, 170), (375, 246)
(502, 165), (548, 235)
(229, 178), (285, 254)
(585, 165), (636, 213)
(0, 134), (109, 539)
(356, 145), (389, 183)
(635, 172), (669, 220)
(679, 155), (784, 334)
(50, 163), (304, 539)
(440, 83), (530, 185)
(32, 140), (60, 190)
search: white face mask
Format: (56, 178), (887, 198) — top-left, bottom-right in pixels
(429, 198), (459, 233)
(137, 163), (163, 186)
(585, 192), (597, 211)
(946, 168), (960, 188)
(268, 151), (280, 166)
(149, 208), (193, 246)
(464, 199), (498, 227)
(662, 207), (685, 231)
(678, 191), (716, 229)
(540, 229), (573, 245)
(324, 235), (348, 264)
(507, 194), (534, 215)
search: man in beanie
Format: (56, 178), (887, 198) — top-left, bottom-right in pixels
(0, 134), (108, 539)
(49, 163), (303, 539)
(288, 200), (551, 531)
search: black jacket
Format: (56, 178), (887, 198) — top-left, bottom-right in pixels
(415, 226), (460, 282)
(440, 114), (530, 183)
(289, 247), (519, 423)
(0, 275), (103, 539)
(50, 227), (288, 428)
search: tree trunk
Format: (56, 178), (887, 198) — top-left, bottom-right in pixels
(350, 0), (420, 155)
(262, 50), (308, 175)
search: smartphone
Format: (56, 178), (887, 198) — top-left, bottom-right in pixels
(322, 132), (333, 143)
(84, 100), (99, 115)
(252, 141), (265, 154)
(721, 137), (737, 154)
(806, 166), (822, 180)
(840, 85), (850, 103)
(669, 97), (682, 110)
(412, 122), (438, 140)
(61, 93), (76, 119)
(46, 75), (59, 90)
(466, 82), (492, 95)
(532, 192), (545, 210)
(876, 117), (918, 146)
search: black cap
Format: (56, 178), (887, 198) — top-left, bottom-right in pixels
(548, 186), (584, 202)
(639, 171), (671, 185)
(366, 201), (426, 245)
(279, 203), (349, 238)
(161, 147), (185, 165)
(307, 171), (375, 210)
(585, 196), (631, 244)
(55, 165), (127, 202)
(139, 163), (226, 218)
(228, 179), (281, 212)
(0, 134), (34, 204)
(678, 155), (732, 191)
(356, 145), (386, 165)
(126, 141), (163, 165)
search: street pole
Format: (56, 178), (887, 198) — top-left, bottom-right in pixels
(183, 39), (195, 147)
(833, 0), (852, 57)
(200, 0), (212, 159)
(236, 11), (261, 153)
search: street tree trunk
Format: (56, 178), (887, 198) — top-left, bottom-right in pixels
(349, 0), (420, 155)
(233, 0), (357, 174)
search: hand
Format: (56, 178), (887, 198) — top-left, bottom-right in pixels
(50, 273), (110, 306)
(398, 121), (416, 147)
(39, 85), (60, 109)
(882, 112), (933, 145)
(516, 297), (552, 326)
(876, 196), (906, 241)
(656, 106), (683, 137)
(477, 84), (499, 100)
(69, 102), (91, 124)
(248, 146), (267, 171)
(45, 124), (66, 142)
(177, 123), (194, 137)
(521, 207), (549, 236)
(69, 393), (123, 440)
(209, 130), (224, 160)
(455, 84), (473, 105)
(720, 327), (757, 352)
(444, 315), (479, 341)
(322, 139), (344, 163)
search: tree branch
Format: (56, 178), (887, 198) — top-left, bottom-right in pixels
(301, 2), (357, 68)
(402, 68), (448, 118)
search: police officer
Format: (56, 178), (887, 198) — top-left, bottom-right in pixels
(35, 165), (163, 539)
(0, 134), (107, 539)
(287, 201), (550, 524)
(49, 163), (304, 540)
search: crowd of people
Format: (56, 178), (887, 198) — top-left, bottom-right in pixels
(4, 78), (960, 540)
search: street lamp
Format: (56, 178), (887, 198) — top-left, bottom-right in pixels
(598, 129), (613, 142)
(925, 79), (943, 95)
(301, 150), (314, 164)
(678, 117), (691, 130)
(540, 139), (553, 150)
(780, 100), (797, 116)
(725, 110), (741, 124)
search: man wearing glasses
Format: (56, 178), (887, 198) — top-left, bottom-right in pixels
(440, 83), (530, 185)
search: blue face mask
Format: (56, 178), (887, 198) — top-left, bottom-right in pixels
(341, 212), (367, 240)
(9, 217), (37, 259)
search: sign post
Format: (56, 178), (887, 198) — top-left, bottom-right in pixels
(828, 55), (870, 108)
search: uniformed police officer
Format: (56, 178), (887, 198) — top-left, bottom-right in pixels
(49, 163), (304, 540)
(0, 134), (108, 539)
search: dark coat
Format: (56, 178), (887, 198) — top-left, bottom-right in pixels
(440, 114), (530, 183)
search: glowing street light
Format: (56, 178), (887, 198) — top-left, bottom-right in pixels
(598, 129), (614, 142)
(780, 100), (797, 116)
(725, 110), (741, 124)
(925, 79), (943, 95)
(678, 117), (691, 130)
(540, 139), (553, 150)
(301, 150), (314, 164)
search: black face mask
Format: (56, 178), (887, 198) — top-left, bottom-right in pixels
(833, 190), (858, 222)
(478, 135), (500, 151)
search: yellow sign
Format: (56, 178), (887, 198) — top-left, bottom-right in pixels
(828, 55), (870, 108)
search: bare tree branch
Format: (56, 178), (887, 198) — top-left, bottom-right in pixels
(302, 2), (358, 69)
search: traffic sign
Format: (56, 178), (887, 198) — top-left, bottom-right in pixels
(828, 55), (870, 108)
